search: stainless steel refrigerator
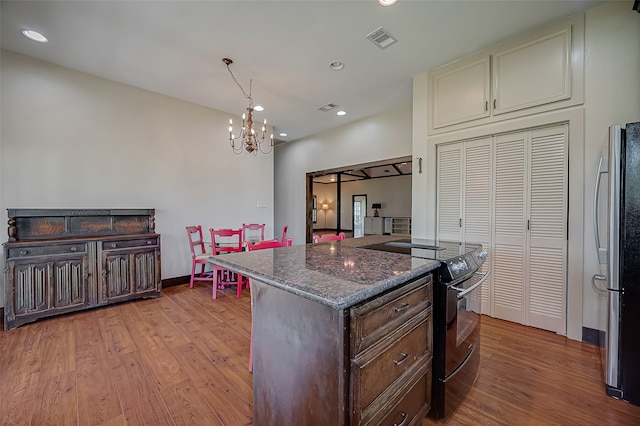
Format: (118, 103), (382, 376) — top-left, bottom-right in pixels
(593, 121), (640, 405)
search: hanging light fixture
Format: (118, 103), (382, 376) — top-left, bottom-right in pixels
(223, 58), (273, 155)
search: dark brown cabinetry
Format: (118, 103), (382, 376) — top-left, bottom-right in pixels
(251, 272), (432, 425)
(4, 209), (161, 329)
(350, 275), (433, 426)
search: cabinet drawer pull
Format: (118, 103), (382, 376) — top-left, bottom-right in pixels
(394, 412), (408, 426)
(146, 240), (153, 245)
(110, 243), (117, 248)
(70, 247), (78, 252)
(393, 352), (409, 366)
(19, 250), (28, 255)
(394, 303), (409, 313)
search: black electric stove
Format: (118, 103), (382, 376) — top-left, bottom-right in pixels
(360, 237), (489, 419)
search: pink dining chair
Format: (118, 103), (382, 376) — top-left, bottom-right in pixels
(186, 225), (214, 288)
(316, 232), (346, 243)
(245, 238), (292, 372)
(242, 223), (265, 243)
(210, 228), (246, 299)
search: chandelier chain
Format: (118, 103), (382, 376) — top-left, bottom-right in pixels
(225, 62), (253, 106)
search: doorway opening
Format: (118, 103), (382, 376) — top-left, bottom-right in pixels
(352, 195), (367, 238)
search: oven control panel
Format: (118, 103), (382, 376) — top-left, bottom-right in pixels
(441, 247), (487, 283)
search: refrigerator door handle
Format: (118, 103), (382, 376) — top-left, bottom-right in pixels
(594, 155), (609, 264)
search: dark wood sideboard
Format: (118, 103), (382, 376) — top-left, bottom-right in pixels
(3, 208), (161, 329)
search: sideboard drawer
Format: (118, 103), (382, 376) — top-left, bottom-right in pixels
(102, 237), (159, 250)
(7, 242), (88, 259)
(351, 275), (431, 354)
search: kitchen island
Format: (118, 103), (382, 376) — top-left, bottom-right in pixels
(208, 235), (440, 426)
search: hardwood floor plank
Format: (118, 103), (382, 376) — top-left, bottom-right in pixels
(73, 311), (124, 425)
(118, 301), (188, 389)
(37, 318), (77, 380)
(111, 351), (175, 425)
(97, 305), (137, 368)
(2, 283), (640, 425)
(32, 371), (78, 426)
(160, 378), (224, 426)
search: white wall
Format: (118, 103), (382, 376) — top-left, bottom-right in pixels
(582, 2), (640, 330)
(274, 105), (413, 244)
(413, 1), (640, 339)
(0, 51), (274, 308)
(312, 175), (412, 230)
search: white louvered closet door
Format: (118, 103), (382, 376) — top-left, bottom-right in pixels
(463, 138), (493, 314)
(493, 132), (527, 324)
(437, 144), (462, 241)
(527, 124), (568, 333)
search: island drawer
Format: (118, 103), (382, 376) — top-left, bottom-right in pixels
(351, 312), (430, 412)
(373, 368), (432, 426)
(350, 274), (432, 354)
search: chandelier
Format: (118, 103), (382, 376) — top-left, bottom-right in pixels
(223, 58), (273, 155)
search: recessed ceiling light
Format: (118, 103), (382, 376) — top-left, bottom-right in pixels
(336, 110), (346, 116)
(329, 61), (344, 71)
(22, 30), (48, 43)
(254, 105), (264, 112)
(379, 0), (399, 6)
(279, 132), (288, 137)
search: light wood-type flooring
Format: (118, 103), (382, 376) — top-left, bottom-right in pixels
(2, 281), (640, 425)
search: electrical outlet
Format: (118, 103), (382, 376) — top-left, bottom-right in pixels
(257, 201), (268, 208)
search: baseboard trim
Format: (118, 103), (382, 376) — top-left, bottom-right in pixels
(582, 327), (604, 347)
(162, 275), (190, 288)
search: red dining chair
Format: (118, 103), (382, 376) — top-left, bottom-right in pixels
(210, 228), (246, 299)
(280, 225), (288, 243)
(242, 223), (265, 243)
(316, 232), (346, 243)
(245, 238), (292, 372)
(186, 225), (214, 288)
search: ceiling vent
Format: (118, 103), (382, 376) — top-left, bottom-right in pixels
(318, 103), (338, 112)
(366, 26), (397, 49)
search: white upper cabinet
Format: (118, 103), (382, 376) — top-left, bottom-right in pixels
(432, 57), (490, 129)
(492, 28), (570, 115)
(428, 15), (583, 135)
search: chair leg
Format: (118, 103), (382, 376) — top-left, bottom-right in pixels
(190, 262), (197, 288)
(213, 266), (219, 299)
(248, 277), (253, 372)
(237, 274), (243, 298)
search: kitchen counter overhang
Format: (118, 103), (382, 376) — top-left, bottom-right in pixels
(207, 236), (440, 310)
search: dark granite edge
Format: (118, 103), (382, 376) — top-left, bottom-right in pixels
(208, 255), (440, 309)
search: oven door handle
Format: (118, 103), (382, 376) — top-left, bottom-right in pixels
(451, 270), (490, 299)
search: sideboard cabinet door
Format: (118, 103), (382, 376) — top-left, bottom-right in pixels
(100, 236), (161, 304)
(5, 246), (91, 329)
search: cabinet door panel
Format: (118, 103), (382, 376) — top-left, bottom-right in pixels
(53, 258), (87, 308)
(437, 144), (463, 241)
(11, 262), (50, 315)
(104, 253), (132, 299)
(527, 125), (567, 333)
(133, 249), (159, 292)
(432, 57), (490, 128)
(493, 29), (570, 115)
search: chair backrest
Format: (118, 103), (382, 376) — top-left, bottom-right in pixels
(210, 228), (243, 255)
(316, 233), (345, 243)
(245, 238), (292, 252)
(242, 223), (266, 243)
(280, 225), (288, 243)
(186, 225), (207, 258)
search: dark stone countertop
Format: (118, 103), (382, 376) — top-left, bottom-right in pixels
(208, 235), (440, 310)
